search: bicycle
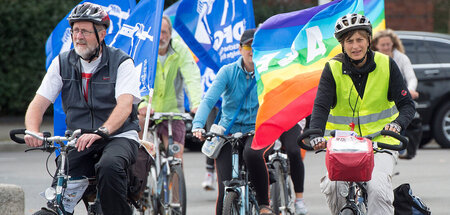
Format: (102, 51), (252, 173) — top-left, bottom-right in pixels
(267, 139), (296, 215)
(143, 112), (192, 215)
(10, 129), (153, 215)
(297, 129), (408, 215)
(202, 131), (259, 215)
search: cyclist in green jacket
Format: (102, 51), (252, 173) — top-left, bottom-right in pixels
(309, 14), (415, 214)
(138, 16), (202, 160)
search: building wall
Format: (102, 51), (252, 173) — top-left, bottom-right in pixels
(385, 0), (434, 32)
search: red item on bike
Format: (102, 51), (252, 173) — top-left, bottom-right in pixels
(325, 136), (374, 182)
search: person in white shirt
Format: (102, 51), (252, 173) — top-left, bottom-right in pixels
(372, 28), (419, 99)
(24, 3), (140, 214)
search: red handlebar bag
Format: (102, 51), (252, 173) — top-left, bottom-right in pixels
(325, 136), (374, 182)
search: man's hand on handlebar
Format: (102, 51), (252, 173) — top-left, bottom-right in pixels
(75, 133), (102, 152)
(192, 128), (205, 141)
(24, 132), (43, 147)
(190, 107), (198, 114)
(138, 106), (155, 116)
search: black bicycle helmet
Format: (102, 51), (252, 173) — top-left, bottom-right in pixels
(334, 13), (372, 41)
(68, 2), (110, 29)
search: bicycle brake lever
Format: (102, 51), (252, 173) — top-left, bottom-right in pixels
(315, 149), (326, 154)
(373, 148), (393, 155)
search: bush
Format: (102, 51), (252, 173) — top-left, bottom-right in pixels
(0, 0), (77, 116)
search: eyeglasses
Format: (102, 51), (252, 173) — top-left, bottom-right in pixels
(242, 45), (252, 51)
(71, 29), (94, 37)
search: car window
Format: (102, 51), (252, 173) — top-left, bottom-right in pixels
(428, 41), (450, 63)
(401, 39), (418, 64)
(401, 39), (435, 64)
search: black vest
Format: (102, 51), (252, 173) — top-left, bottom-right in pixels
(59, 44), (139, 134)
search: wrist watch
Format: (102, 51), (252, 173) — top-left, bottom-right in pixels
(97, 126), (110, 137)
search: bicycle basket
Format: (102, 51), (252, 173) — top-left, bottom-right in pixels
(325, 136), (374, 182)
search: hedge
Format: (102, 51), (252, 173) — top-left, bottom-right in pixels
(0, 0), (312, 116)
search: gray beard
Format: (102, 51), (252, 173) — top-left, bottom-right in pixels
(74, 44), (96, 60)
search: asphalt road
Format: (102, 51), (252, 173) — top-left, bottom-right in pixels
(1, 144), (449, 215)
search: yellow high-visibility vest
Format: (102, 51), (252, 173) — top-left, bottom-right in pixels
(326, 52), (399, 145)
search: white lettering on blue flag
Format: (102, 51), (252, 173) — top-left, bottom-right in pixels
(110, 0), (164, 96)
(46, 0), (136, 142)
(174, 0), (255, 72)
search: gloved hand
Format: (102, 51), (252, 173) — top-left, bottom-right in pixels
(310, 136), (326, 150)
(384, 121), (402, 133)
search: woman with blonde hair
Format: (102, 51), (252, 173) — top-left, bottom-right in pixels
(372, 29), (419, 99)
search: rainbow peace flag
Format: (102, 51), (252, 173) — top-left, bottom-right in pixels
(364, 0), (386, 33)
(251, 0), (364, 150)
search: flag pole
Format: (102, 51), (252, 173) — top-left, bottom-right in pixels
(142, 88), (153, 141)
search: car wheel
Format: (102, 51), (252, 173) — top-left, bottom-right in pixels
(432, 101), (450, 148)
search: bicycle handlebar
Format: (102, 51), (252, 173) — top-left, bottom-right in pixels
(151, 112), (193, 121)
(9, 129), (96, 147)
(9, 129), (27, 144)
(375, 130), (408, 151)
(297, 129), (322, 151)
(297, 129), (408, 152)
(202, 131), (254, 142)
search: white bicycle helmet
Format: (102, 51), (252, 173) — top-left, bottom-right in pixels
(334, 13), (372, 41)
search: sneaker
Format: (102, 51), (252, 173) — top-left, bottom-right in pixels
(201, 172), (215, 191)
(295, 198), (308, 215)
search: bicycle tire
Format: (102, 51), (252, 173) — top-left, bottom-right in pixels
(284, 174), (296, 214)
(270, 161), (282, 214)
(222, 191), (240, 215)
(32, 208), (57, 215)
(139, 164), (158, 215)
(160, 164), (186, 215)
(339, 207), (357, 215)
(270, 161), (296, 215)
(248, 188), (259, 215)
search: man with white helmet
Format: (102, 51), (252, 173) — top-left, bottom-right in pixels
(24, 2), (141, 214)
(308, 13), (415, 214)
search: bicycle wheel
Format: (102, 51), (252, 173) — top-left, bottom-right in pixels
(161, 164), (186, 215)
(139, 164), (158, 215)
(32, 209), (57, 215)
(222, 191), (240, 215)
(270, 161), (295, 215)
(270, 161), (282, 214)
(339, 207), (357, 215)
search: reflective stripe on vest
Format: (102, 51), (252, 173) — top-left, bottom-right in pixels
(326, 52), (399, 145)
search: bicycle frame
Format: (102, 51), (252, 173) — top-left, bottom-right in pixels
(204, 131), (258, 214)
(147, 112), (191, 215)
(227, 138), (252, 214)
(267, 140), (296, 215)
(10, 129), (82, 215)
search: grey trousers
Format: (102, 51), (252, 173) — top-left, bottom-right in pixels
(320, 152), (398, 215)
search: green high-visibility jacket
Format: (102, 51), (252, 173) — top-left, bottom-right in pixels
(139, 38), (202, 113)
(326, 52), (399, 145)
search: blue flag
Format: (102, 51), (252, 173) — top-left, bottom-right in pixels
(47, 0), (136, 138)
(45, 0), (136, 69)
(167, 0), (254, 111)
(173, 0), (256, 72)
(110, 0), (164, 96)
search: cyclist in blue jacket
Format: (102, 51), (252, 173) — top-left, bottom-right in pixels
(192, 29), (276, 215)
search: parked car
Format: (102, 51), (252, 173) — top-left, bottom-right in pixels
(185, 31), (450, 150)
(396, 31), (450, 148)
